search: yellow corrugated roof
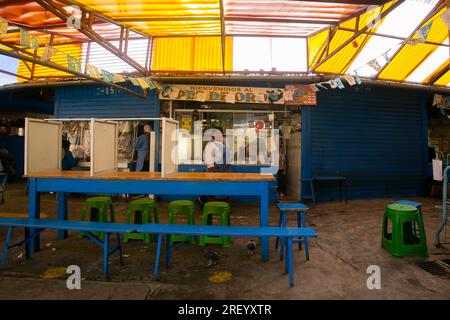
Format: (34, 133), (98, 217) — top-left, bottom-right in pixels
(379, 7), (448, 81)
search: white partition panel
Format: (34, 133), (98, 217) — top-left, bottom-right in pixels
(149, 131), (156, 172)
(161, 118), (179, 177)
(25, 118), (62, 175)
(91, 119), (118, 176)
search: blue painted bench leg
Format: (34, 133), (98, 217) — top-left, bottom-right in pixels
(275, 209), (283, 250)
(280, 211), (287, 261)
(152, 234), (163, 280)
(57, 192), (68, 240)
(116, 233), (124, 266)
(300, 213), (310, 261)
(165, 234), (171, 269)
(1, 226), (13, 270)
(287, 238), (294, 288)
(103, 232), (110, 279)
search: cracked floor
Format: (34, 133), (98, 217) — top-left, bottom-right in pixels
(0, 181), (449, 299)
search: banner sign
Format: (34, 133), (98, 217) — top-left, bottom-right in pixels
(284, 84), (317, 106)
(159, 84), (285, 105)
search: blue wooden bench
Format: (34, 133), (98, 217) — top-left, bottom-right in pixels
(136, 223), (318, 287)
(0, 218), (135, 278)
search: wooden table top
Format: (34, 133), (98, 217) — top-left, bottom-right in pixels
(25, 170), (275, 182)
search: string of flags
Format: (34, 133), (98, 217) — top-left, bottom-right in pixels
(0, 16), (165, 93)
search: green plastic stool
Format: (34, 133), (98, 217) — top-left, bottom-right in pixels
(168, 200), (196, 245)
(80, 196), (114, 238)
(124, 198), (159, 244)
(381, 203), (428, 258)
(199, 201), (231, 247)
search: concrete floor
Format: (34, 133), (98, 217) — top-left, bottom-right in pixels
(0, 181), (449, 300)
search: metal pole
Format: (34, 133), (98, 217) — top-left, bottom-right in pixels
(436, 165), (450, 246)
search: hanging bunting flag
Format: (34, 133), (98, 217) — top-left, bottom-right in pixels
(336, 77), (345, 89)
(367, 59), (382, 72)
(407, 38), (420, 46)
(343, 74), (356, 86)
(136, 77), (150, 90)
(382, 51), (391, 64)
(416, 21), (433, 43)
(329, 80), (338, 89)
(67, 55), (81, 73)
(20, 29), (39, 50)
(316, 82), (329, 90)
(41, 44), (58, 62)
(441, 10), (450, 28)
(144, 78), (156, 90)
(86, 64), (100, 78)
(0, 17), (8, 35)
(128, 77), (140, 87)
(101, 69), (114, 82)
(354, 71), (362, 85)
(112, 73), (126, 83)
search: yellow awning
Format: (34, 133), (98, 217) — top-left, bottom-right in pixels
(152, 36), (232, 72)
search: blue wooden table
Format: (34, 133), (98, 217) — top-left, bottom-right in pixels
(26, 170), (275, 260)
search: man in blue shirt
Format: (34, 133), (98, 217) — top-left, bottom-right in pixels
(61, 140), (78, 170)
(134, 123), (152, 172)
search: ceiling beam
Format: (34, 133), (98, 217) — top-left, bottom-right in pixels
(429, 63), (449, 85)
(219, 0), (226, 73)
(0, 48), (147, 99)
(35, 0), (148, 75)
(374, 0), (446, 78)
(309, 0), (405, 72)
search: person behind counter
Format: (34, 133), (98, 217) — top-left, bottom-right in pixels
(203, 127), (231, 172)
(61, 140), (78, 171)
(133, 123), (152, 172)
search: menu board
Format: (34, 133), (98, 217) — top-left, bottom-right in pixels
(285, 85), (317, 106)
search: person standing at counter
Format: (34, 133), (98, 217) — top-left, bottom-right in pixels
(61, 140), (78, 171)
(203, 127), (231, 172)
(133, 123), (152, 172)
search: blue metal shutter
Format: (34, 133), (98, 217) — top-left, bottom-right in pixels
(54, 84), (159, 118)
(302, 87), (427, 199)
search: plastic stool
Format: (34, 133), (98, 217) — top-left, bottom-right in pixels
(124, 198), (158, 243)
(199, 201), (231, 247)
(168, 200), (196, 245)
(275, 203), (310, 261)
(381, 203), (428, 258)
(80, 196), (114, 238)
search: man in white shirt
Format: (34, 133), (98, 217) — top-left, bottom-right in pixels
(203, 128), (231, 171)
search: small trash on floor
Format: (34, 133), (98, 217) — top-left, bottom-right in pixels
(41, 267), (67, 279)
(51, 248), (56, 252)
(17, 252), (25, 259)
(45, 243), (52, 247)
(247, 240), (256, 255)
(208, 271), (232, 283)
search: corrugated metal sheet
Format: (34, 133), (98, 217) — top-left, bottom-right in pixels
(302, 86), (427, 199)
(435, 69), (450, 86)
(152, 36), (233, 71)
(55, 84), (159, 118)
(308, 29), (328, 68)
(379, 7), (448, 81)
(17, 44), (83, 80)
